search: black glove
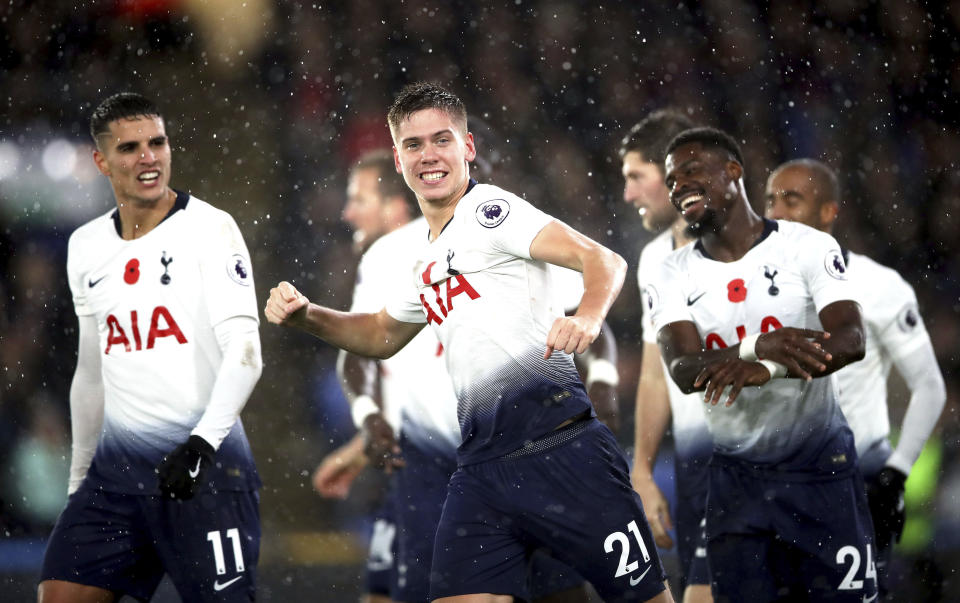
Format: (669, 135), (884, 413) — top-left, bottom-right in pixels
(157, 435), (216, 500)
(865, 466), (907, 550)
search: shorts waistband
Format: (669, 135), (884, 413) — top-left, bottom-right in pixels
(500, 413), (593, 459)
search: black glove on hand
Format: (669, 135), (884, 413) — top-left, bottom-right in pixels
(866, 466), (907, 550)
(157, 435), (215, 500)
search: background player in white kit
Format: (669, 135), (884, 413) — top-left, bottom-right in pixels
(39, 93), (263, 602)
(764, 158), (946, 595)
(619, 111), (714, 603)
(649, 127), (877, 601)
(267, 82), (672, 602)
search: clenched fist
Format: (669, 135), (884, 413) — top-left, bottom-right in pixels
(264, 280), (310, 326)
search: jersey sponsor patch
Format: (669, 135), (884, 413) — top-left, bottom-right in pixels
(475, 199), (510, 228)
(897, 304), (920, 332)
(227, 254), (252, 286)
(823, 249), (848, 280)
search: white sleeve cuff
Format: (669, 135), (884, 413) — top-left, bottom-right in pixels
(351, 395), (380, 429)
(586, 358), (620, 387)
(884, 450), (913, 477)
(739, 333), (761, 362)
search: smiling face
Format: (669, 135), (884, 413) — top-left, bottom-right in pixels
(664, 141), (742, 237)
(93, 115), (171, 207)
(764, 164), (837, 233)
(621, 151), (676, 232)
(391, 108), (476, 209)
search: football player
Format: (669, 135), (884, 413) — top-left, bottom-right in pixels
(40, 93), (263, 603)
(765, 158), (946, 596)
(621, 110), (713, 603)
(649, 127), (877, 601)
(267, 82), (672, 603)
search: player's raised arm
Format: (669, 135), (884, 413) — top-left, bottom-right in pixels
(529, 220), (627, 359)
(265, 280), (424, 359)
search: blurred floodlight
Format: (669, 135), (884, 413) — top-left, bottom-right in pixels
(42, 139), (77, 181)
(0, 141), (20, 180)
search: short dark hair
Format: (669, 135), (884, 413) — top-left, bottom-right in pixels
(90, 93), (162, 145)
(665, 126), (744, 167)
(387, 82), (468, 139)
(772, 159), (841, 204)
(619, 109), (695, 169)
(353, 149), (418, 215)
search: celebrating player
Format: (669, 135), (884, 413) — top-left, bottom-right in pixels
(648, 127), (878, 601)
(267, 82), (672, 602)
(39, 93), (263, 602)
(765, 158), (946, 595)
(620, 110), (713, 603)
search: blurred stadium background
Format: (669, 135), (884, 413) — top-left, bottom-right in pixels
(0, 0), (958, 600)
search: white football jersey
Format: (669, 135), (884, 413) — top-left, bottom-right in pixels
(649, 220), (854, 466)
(386, 182), (593, 465)
(67, 191), (260, 493)
(351, 217), (461, 456)
(834, 251), (931, 472)
(637, 229), (711, 470)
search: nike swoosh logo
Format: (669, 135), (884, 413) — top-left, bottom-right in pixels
(686, 292), (706, 306)
(88, 275), (107, 288)
(189, 457), (202, 479)
(629, 565), (652, 586)
(213, 576), (242, 591)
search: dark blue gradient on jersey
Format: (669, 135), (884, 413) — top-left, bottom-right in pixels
(455, 351), (592, 465)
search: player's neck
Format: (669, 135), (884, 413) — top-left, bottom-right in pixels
(670, 218), (693, 248)
(420, 182), (468, 242)
(700, 203), (765, 262)
(115, 187), (177, 240)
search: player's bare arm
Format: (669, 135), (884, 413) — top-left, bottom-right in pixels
(265, 280), (424, 358)
(658, 319), (833, 405)
(337, 349), (404, 474)
(529, 220), (627, 359)
(312, 434), (368, 499)
(631, 341), (675, 548)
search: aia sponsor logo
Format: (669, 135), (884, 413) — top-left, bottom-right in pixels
(418, 261), (480, 325)
(104, 306), (188, 354)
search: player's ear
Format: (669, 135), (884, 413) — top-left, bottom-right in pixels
(93, 148), (110, 176)
(725, 160), (743, 181)
(464, 132), (476, 163)
(820, 200), (839, 229)
(392, 146), (402, 174)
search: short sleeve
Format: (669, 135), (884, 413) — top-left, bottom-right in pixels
(385, 272), (428, 324)
(797, 229), (855, 313)
(648, 255), (694, 335)
(475, 194), (553, 260)
(66, 231), (94, 317)
(199, 210), (259, 326)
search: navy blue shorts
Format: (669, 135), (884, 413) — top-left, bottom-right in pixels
(706, 458), (878, 602)
(674, 490), (709, 587)
(392, 440), (452, 602)
(41, 482), (260, 602)
(365, 497), (396, 596)
(393, 436), (585, 602)
(430, 419), (666, 602)
(684, 516), (709, 587)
